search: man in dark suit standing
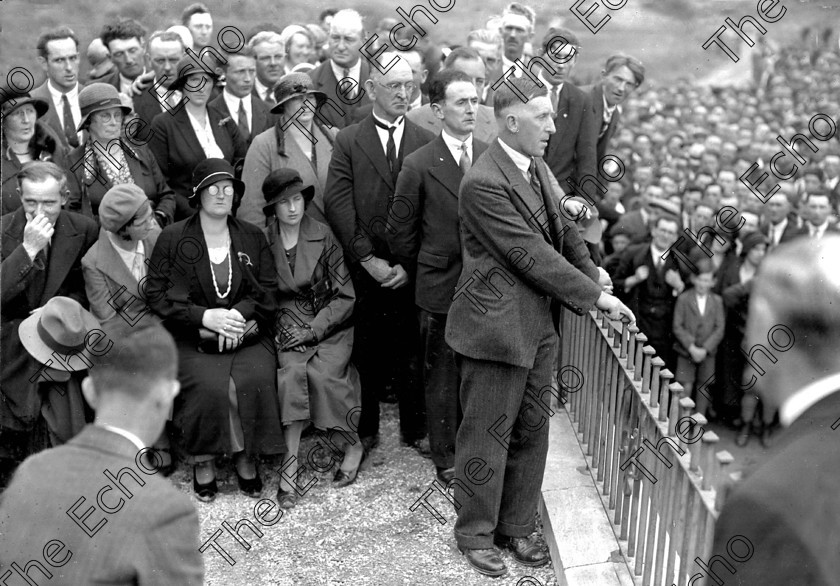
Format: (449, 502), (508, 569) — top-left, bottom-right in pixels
(32, 27), (86, 151)
(710, 236), (840, 585)
(587, 54), (645, 162)
(308, 9), (371, 130)
(387, 70), (488, 486)
(613, 215), (690, 370)
(762, 192), (804, 249)
(208, 46), (275, 147)
(248, 31), (286, 106)
(324, 52), (434, 456)
(539, 28), (597, 201)
(444, 76), (633, 577)
(99, 20), (149, 106)
(131, 31), (186, 137)
(0, 321), (204, 585)
(0, 162), (98, 481)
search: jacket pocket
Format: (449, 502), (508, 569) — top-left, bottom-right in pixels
(417, 250), (450, 269)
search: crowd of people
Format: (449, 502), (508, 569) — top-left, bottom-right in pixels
(1, 0), (839, 580)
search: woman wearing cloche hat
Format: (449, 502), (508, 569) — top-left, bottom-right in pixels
(144, 158), (285, 502)
(263, 167), (364, 504)
(237, 72), (336, 227)
(64, 83), (177, 228)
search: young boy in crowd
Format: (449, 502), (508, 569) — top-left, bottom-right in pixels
(672, 258), (725, 417)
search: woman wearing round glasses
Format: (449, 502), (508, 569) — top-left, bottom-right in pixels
(145, 158), (285, 502)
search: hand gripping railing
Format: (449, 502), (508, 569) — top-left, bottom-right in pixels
(557, 307), (737, 586)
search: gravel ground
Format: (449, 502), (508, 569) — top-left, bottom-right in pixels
(166, 403), (558, 586)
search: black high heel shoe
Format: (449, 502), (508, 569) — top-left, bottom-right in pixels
(193, 467), (218, 502)
(236, 470), (263, 498)
(333, 450), (366, 488)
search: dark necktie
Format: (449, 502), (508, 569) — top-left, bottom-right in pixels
(459, 141), (471, 174)
(600, 110), (612, 138)
(528, 158), (554, 246)
(528, 158), (542, 196)
(61, 94), (79, 148)
(237, 99), (250, 141)
(373, 118), (397, 175)
(550, 85), (559, 113)
(265, 88), (275, 105)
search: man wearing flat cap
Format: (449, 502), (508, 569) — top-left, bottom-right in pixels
(0, 161), (98, 483)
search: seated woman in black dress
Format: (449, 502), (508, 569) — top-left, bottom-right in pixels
(145, 158), (285, 502)
(262, 168), (364, 507)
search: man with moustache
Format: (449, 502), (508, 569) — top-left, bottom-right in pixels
(249, 31), (286, 106)
(710, 236), (840, 585)
(131, 31), (186, 134)
(324, 52), (434, 457)
(387, 70), (488, 487)
(308, 9), (372, 129)
(208, 46), (275, 147)
(32, 27), (86, 151)
(498, 3), (536, 78)
(587, 54), (645, 161)
(0, 161), (98, 480)
(444, 76), (633, 577)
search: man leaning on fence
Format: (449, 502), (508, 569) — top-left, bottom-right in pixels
(443, 75), (635, 577)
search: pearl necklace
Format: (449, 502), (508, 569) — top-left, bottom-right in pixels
(208, 238), (232, 298)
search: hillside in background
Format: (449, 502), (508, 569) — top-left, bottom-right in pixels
(0, 0), (836, 89)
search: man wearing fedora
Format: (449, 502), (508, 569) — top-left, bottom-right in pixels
(208, 45), (276, 148)
(0, 318), (205, 584)
(31, 26), (87, 151)
(387, 69), (489, 486)
(0, 161), (98, 483)
(324, 52), (434, 455)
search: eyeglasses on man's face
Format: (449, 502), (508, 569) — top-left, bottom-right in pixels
(377, 81), (416, 95)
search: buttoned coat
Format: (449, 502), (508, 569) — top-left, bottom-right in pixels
(208, 91), (276, 147)
(444, 140), (602, 369)
(323, 114), (434, 265)
(387, 133), (488, 314)
(0, 208), (98, 430)
(672, 289), (725, 356)
(406, 103), (498, 145)
(0, 425), (204, 585)
(81, 227), (161, 329)
(307, 59), (371, 130)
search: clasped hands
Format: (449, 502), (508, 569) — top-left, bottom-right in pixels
(276, 324), (316, 353)
(361, 256), (408, 288)
(688, 344), (708, 363)
(202, 308), (248, 352)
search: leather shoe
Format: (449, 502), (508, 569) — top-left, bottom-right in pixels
(435, 467), (455, 486)
(276, 488), (298, 509)
(192, 468), (217, 503)
(458, 547), (507, 577)
(334, 451), (366, 488)
(236, 471), (263, 498)
(360, 434), (379, 453)
(404, 436), (432, 459)
(493, 534), (549, 567)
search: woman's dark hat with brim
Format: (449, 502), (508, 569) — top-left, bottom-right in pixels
(19, 297), (102, 372)
(190, 158), (245, 206)
(0, 82), (49, 119)
(270, 72), (327, 115)
(169, 55), (219, 93)
(76, 83), (132, 132)
(262, 168), (315, 215)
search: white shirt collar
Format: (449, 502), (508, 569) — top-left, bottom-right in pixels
(47, 79), (79, 101)
(107, 233), (144, 271)
(98, 423), (146, 451)
(502, 55), (522, 78)
(441, 128), (473, 165)
(780, 372), (840, 426)
(331, 58), (361, 85)
(371, 110), (405, 155)
(603, 91), (618, 117)
(223, 90), (251, 126)
(119, 70), (144, 95)
(254, 78), (273, 102)
(497, 137), (533, 180)
(810, 219), (830, 237)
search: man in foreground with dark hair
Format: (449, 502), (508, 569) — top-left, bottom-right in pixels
(0, 322), (204, 585)
(444, 75), (633, 577)
(711, 236), (840, 584)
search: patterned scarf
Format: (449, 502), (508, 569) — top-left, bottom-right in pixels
(83, 139), (134, 187)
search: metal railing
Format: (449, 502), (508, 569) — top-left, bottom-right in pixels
(558, 308), (736, 586)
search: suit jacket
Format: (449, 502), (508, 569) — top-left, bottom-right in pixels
(444, 140), (602, 368)
(65, 139), (177, 225)
(30, 81), (86, 151)
(406, 103), (498, 145)
(131, 85), (167, 135)
(0, 425), (204, 585)
(149, 105), (248, 217)
(672, 289), (725, 356)
(208, 91), (276, 147)
(323, 114), (434, 265)
(711, 389), (840, 585)
(81, 227), (161, 328)
(763, 216), (805, 248)
(586, 83), (620, 162)
(544, 83), (598, 200)
(387, 133), (488, 314)
(308, 59), (372, 130)
(0, 209), (98, 429)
